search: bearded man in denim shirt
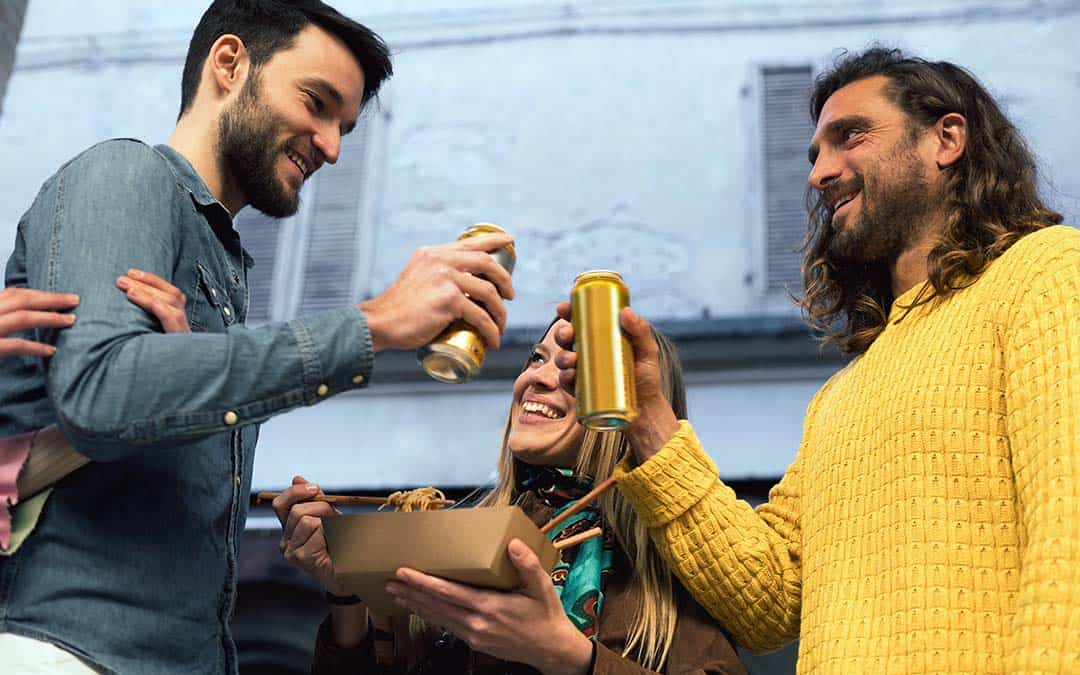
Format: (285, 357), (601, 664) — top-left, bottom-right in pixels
(0, 1), (515, 673)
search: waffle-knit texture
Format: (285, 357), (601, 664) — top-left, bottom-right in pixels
(616, 225), (1080, 674)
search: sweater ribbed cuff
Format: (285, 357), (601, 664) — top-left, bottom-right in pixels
(614, 420), (720, 528)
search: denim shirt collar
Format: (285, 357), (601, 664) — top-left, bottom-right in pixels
(153, 143), (254, 269)
(152, 143), (222, 209)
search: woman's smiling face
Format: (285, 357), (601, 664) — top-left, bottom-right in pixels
(506, 319), (585, 467)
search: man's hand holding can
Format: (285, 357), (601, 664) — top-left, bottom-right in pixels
(358, 232), (515, 354)
(554, 301), (680, 465)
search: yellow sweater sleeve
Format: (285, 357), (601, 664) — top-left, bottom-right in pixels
(615, 420), (804, 652)
(1002, 233), (1080, 673)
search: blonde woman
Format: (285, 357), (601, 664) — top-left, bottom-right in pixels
(274, 318), (745, 674)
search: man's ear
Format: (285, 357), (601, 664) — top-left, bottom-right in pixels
(207, 34), (250, 99)
(934, 112), (967, 169)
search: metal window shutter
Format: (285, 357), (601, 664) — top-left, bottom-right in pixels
(295, 114), (375, 316)
(235, 209), (283, 324)
(762, 66), (813, 294)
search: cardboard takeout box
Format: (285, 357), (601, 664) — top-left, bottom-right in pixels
(323, 505), (560, 616)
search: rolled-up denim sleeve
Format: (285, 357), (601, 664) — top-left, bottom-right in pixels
(27, 141), (373, 461)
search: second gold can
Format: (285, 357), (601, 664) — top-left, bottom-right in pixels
(417, 223), (516, 383)
(570, 270), (637, 430)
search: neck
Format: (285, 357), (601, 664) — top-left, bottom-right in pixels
(167, 112), (246, 215)
(890, 224), (941, 298)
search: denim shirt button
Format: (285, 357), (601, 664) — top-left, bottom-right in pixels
(222, 306), (232, 317)
(316, 384), (329, 396)
(234, 475), (241, 487)
(224, 411), (238, 425)
(209, 288), (217, 299)
(352, 374), (365, 385)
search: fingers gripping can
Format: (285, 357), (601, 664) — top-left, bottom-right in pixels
(417, 223), (516, 383)
(570, 271), (637, 430)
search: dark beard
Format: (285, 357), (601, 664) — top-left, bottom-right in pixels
(217, 78), (300, 218)
(825, 146), (936, 265)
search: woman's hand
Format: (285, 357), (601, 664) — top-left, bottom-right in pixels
(386, 538), (594, 675)
(554, 302), (679, 464)
(116, 268), (190, 333)
(0, 288), (79, 357)
(0, 268), (189, 360)
(272, 476), (371, 648)
(271, 475), (348, 595)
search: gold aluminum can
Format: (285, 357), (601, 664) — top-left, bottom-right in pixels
(417, 223), (516, 383)
(570, 270), (637, 430)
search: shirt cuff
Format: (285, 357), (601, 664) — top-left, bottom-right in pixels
(614, 420), (720, 528)
(289, 306), (374, 406)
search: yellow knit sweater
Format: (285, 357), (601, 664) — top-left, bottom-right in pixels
(615, 226), (1080, 674)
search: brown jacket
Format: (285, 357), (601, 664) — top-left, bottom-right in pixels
(311, 496), (746, 675)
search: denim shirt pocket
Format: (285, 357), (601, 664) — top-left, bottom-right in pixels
(191, 262), (237, 332)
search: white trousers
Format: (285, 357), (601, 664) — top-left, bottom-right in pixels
(0, 633), (98, 673)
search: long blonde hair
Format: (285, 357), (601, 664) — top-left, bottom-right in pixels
(478, 324), (687, 670)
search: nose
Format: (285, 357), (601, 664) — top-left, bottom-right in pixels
(526, 358), (561, 392)
(808, 147), (842, 192)
(312, 123), (341, 166)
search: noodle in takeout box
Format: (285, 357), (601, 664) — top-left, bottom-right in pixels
(324, 505), (558, 616)
(260, 479), (615, 616)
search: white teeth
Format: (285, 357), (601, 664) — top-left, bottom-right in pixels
(285, 149), (308, 176)
(834, 194), (855, 210)
(522, 401), (563, 419)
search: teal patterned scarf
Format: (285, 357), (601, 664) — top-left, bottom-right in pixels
(515, 464), (614, 640)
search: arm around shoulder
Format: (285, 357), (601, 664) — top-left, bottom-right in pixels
(29, 141), (183, 452)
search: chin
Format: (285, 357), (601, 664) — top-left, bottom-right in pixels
(508, 440), (573, 467)
(507, 447), (541, 466)
(258, 187), (300, 218)
(827, 221), (867, 260)
(514, 454), (564, 468)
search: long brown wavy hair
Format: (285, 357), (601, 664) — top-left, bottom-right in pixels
(800, 47), (1063, 355)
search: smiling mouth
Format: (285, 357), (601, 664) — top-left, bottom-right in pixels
(284, 147), (310, 178)
(833, 192), (857, 212)
(830, 191), (860, 223)
(521, 401), (566, 420)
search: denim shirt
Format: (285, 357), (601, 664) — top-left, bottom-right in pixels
(0, 139), (374, 674)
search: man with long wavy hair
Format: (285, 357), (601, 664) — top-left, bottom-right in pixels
(556, 47), (1079, 673)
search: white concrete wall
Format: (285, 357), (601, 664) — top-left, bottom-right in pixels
(250, 366), (831, 490)
(2, 1), (1077, 486)
(5, 1), (1078, 324)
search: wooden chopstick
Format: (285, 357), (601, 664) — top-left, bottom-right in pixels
(553, 526), (603, 551)
(253, 491), (455, 508)
(539, 475), (618, 534)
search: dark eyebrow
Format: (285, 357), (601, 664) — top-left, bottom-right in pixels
(300, 76), (343, 107)
(299, 77), (357, 135)
(808, 114), (873, 165)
